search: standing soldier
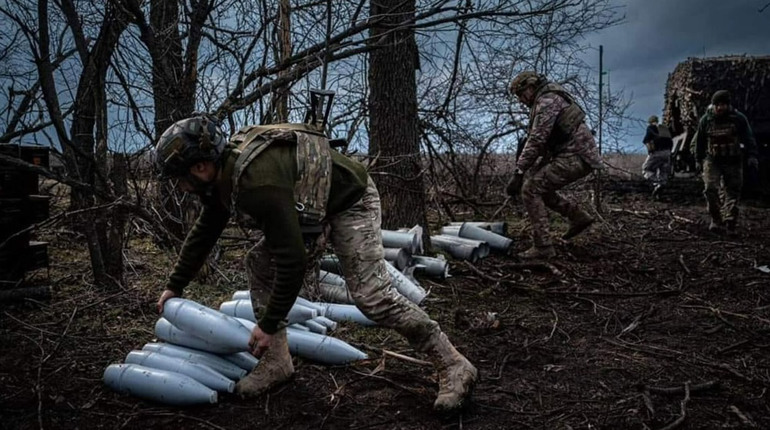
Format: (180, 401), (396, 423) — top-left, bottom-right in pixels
(153, 115), (477, 411)
(642, 115), (674, 198)
(506, 71), (604, 259)
(694, 90), (759, 231)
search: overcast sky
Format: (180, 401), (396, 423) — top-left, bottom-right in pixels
(582, 0), (770, 152)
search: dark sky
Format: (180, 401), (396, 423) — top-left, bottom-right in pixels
(582, 0), (770, 151)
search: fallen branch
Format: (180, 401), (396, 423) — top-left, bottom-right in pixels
(642, 389), (655, 417)
(728, 405), (758, 428)
(142, 412), (227, 430)
(678, 254), (691, 275)
(609, 208), (652, 218)
(544, 308), (559, 342)
(507, 262), (563, 277)
(382, 349), (432, 367)
(487, 352), (514, 381)
(490, 197), (511, 219)
(461, 261), (542, 293)
(546, 289), (680, 298)
(641, 380), (718, 395)
(657, 381), (690, 430)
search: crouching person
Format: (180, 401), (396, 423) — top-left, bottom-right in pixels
(153, 115), (477, 411)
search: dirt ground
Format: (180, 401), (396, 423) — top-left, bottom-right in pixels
(1, 176), (769, 430)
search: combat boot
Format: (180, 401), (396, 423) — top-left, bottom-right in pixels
(518, 245), (556, 259)
(425, 331), (477, 411)
(235, 328), (294, 398)
(562, 211), (595, 240)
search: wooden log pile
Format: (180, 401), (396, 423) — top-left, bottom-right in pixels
(662, 55), (770, 140)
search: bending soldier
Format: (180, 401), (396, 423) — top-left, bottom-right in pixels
(694, 90), (758, 232)
(642, 115), (673, 198)
(153, 116), (477, 411)
(506, 71), (604, 259)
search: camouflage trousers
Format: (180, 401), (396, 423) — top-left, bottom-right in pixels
(245, 229), (324, 309)
(642, 149), (671, 185)
(702, 158), (743, 223)
(245, 177), (440, 348)
(521, 154), (593, 247)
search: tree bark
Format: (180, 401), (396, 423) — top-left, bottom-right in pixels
(125, 0), (212, 241)
(274, 0), (292, 123)
(367, 0), (430, 234)
(44, 0), (131, 288)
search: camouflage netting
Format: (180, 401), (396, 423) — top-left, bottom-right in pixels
(663, 55), (770, 141)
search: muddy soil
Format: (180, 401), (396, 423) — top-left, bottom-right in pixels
(1, 177), (769, 430)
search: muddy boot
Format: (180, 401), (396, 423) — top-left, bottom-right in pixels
(518, 245), (556, 259)
(235, 328), (294, 398)
(562, 210), (595, 240)
(425, 331), (478, 411)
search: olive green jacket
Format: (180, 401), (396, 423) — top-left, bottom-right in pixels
(165, 143), (368, 334)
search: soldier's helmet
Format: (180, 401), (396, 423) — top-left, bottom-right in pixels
(153, 114), (227, 180)
(648, 115), (659, 124)
(509, 71), (545, 96)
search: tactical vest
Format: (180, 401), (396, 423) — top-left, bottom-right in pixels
(530, 83), (586, 149)
(706, 117), (740, 159)
(229, 123), (333, 232)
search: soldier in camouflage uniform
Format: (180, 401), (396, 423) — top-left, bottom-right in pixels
(153, 116), (477, 411)
(506, 71), (604, 259)
(642, 115), (674, 198)
(694, 90), (758, 232)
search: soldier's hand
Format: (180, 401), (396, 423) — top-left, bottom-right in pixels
(157, 289), (178, 314)
(506, 171), (525, 197)
(248, 326), (274, 358)
(748, 156), (759, 171)
(695, 160), (703, 173)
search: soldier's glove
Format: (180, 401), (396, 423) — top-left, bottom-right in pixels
(506, 169), (525, 197)
(747, 156), (759, 171)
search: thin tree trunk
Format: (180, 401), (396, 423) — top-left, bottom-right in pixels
(368, 0), (430, 237)
(274, 0), (292, 122)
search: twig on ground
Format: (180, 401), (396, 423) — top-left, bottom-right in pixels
(642, 380), (718, 395)
(546, 289), (679, 298)
(487, 352), (513, 381)
(657, 381), (690, 430)
(382, 349), (432, 367)
(642, 389), (655, 417)
(490, 197), (511, 219)
(670, 214), (695, 224)
(461, 262), (542, 293)
(143, 412), (226, 430)
(509, 262), (563, 277)
(544, 308), (558, 342)
(678, 255), (691, 275)
(729, 405), (757, 428)
(609, 208), (652, 218)
(349, 369), (426, 398)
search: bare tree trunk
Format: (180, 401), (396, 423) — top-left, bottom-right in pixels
(103, 153), (129, 284)
(368, 0), (430, 235)
(147, 0), (196, 132)
(48, 0), (130, 288)
(125, 0), (211, 241)
(274, 0), (292, 123)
